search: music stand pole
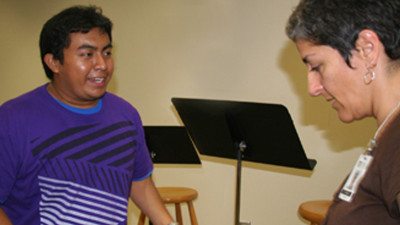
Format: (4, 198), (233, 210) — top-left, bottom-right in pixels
(235, 141), (247, 225)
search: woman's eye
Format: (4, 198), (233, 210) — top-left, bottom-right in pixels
(310, 65), (320, 72)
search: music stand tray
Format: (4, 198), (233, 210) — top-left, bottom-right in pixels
(171, 97), (316, 169)
(144, 126), (201, 164)
(171, 97), (316, 225)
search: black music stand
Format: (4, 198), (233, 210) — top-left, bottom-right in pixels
(171, 97), (316, 225)
(144, 126), (201, 164)
(143, 126), (201, 225)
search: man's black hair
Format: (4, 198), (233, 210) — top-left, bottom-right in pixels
(39, 5), (113, 80)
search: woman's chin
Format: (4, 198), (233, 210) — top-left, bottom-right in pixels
(337, 113), (355, 124)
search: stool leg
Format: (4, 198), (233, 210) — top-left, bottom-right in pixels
(137, 212), (146, 225)
(187, 201), (198, 225)
(175, 203), (183, 225)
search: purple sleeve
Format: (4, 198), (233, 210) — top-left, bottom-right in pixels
(0, 107), (20, 204)
(131, 111), (153, 181)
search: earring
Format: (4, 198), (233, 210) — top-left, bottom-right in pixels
(363, 69), (376, 85)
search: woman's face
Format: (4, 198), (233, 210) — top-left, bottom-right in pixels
(295, 39), (371, 123)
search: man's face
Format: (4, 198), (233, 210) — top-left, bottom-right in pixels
(49, 27), (114, 108)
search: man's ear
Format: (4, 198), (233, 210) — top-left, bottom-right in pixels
(355, 29), (381, 68)
(43, 53), (61, 74)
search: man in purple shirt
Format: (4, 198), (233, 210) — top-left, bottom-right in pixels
(0, 5), (177, 225)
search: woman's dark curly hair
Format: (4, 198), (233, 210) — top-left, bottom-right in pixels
(286, 0), (400, 67)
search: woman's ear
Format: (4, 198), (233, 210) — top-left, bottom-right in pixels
(43, 53), (61, 74)
(355, 29), (382, 67)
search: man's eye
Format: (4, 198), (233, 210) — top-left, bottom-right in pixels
(80, 52), (93, 57)
(104, 51), (112, 57)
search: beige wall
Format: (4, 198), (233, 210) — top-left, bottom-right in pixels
(0, 1), (377, 225)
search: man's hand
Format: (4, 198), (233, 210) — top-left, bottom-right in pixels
(130, 177), (174, 225)
(0, 209), (12, 225)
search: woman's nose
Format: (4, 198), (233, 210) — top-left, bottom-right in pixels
(307, 73), (323, 96)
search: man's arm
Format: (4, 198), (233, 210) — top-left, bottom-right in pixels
(130, 177), (174, 225)
(0, 208), (12, 225)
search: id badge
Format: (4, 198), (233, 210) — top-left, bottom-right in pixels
(338, 153), (373, 202)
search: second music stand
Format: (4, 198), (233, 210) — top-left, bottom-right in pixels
(143, 126), (201, 225)
(144, 126), (201, 164)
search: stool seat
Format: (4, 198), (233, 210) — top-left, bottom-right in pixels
(158, 187), (198, 203)
(298, 200), (332, 225)
(137, 187), (198, 225)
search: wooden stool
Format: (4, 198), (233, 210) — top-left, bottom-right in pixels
(137, 187), (199, 225)
(298, 200), (332, 225)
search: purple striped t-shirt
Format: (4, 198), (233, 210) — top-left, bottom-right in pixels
(0, 84), (153, 225)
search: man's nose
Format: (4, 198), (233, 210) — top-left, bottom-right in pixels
(94, 53), (107, 70)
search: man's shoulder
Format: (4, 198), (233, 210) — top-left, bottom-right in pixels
(103, 92), (129, 103)
(103, 92), (138, 111)
(0, 85), (46, 114)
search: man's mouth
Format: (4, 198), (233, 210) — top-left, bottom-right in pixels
(94, 77), (104, 83)
(88, 77), (105, 84)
